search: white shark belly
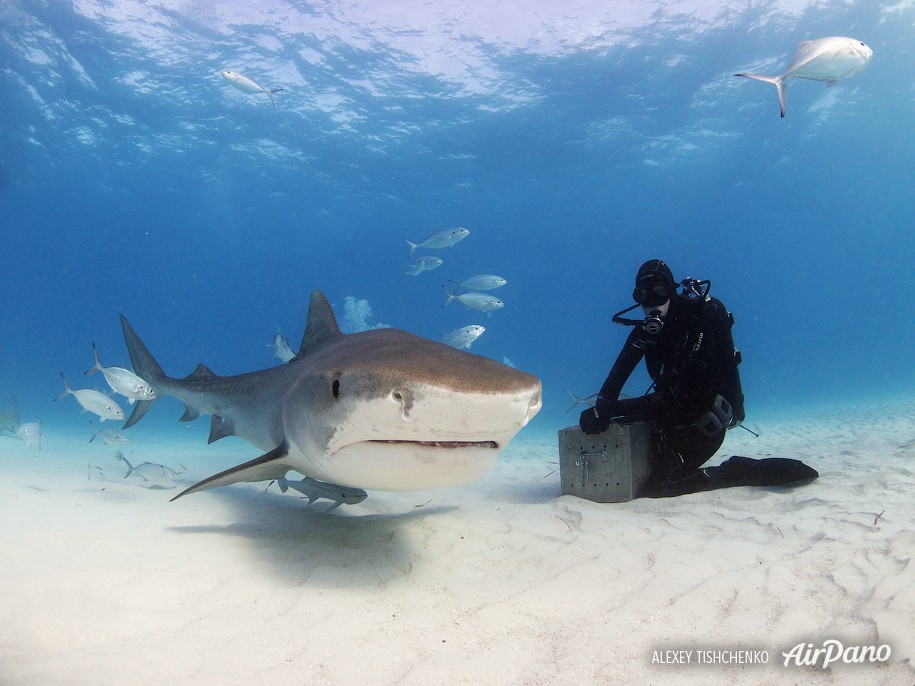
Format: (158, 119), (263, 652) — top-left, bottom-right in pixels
(288, 441), (500, 491)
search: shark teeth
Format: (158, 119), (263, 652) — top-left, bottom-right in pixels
(370, 439), (498, 449)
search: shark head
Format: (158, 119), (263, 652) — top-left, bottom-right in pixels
(281, 293), (542, 490)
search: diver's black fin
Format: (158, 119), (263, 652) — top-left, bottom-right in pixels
(642, 456), (818, 498)
(710, 456), (819, 487)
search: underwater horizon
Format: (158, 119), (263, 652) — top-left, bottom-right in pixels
(1, 0), (914, 444)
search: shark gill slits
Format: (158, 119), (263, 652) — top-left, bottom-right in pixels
(332, 379), (340, 398)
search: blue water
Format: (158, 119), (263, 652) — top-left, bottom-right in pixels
(1, 1), (913, 439)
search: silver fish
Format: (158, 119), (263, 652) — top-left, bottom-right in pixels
(271, 333), (296, 363)
(405, 227), (470, 258)
(55, 374), (125, 421)
(442, 287), (504, 312)
(16, 422), (41, 449)
(118, 291), (541, 502)
(403, 256), (443, 277)
(736, 36), (873, 117)
(565, 388), (597, 413)
(115, 452), (183, 488)
(449, 275), (506, 291)
(443, 325), (485, 350)
(89, 420), (129, 445)
(85, 343), (157, 403)
(220, 70), (284, 106)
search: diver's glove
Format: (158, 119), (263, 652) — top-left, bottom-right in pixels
(579, 397), (617, 435)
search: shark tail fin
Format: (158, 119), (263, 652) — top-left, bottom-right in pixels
(735, 73), (787, 118)
(119, 315), (165, 429)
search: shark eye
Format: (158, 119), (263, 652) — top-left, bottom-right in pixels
(332, 379), (340, 398)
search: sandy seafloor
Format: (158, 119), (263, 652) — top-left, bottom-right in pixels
(1, 398), (913, 686)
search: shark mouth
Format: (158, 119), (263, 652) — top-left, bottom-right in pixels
(369, 439), (499, 449)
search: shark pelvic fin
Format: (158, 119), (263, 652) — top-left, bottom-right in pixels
(208, 415), (234, 443)
(296, 291), (342, 359)
(171, 443), (292, 501)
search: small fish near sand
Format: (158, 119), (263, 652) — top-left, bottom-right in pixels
(443, 325), (485, 350)
(736, 36), (873, 117)
(114, 452), (184, 489)
(271, 332), (296, 363)
(85, 343), (157, 404)
(220, 70), (284, 106)
(89, 420), (128, 446)
(16, 422), (41, 449)
(405, 227), (470, 258)
(402, 256), (443, 277)
(55, 374), (125, 421)
(442, 286), (505, 313)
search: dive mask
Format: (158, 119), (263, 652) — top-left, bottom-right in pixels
(632, 283), (672, 307)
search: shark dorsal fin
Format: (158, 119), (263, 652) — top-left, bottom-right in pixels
(297, 291), (342, 357)
(185, 363), (217, 381)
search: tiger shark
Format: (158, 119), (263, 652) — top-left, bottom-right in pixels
(119, 291), (542, 503)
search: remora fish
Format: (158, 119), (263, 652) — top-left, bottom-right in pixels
(276, 475), (367, 511)
(85, 343), (157, 404)
(55, 374), (125, 421)
(405, 227), (469, 258)
(119, 291), (542, 501)
(736, 36), (873, 117)
(220, 70), (284, 106)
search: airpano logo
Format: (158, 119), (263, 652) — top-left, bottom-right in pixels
(781, 640), (891, 669)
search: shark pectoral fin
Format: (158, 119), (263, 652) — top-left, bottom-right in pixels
(207, 415), (234, 443)
(170, 444), (292, 501)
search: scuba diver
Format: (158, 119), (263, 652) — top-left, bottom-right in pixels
(580, 259), (818, 497)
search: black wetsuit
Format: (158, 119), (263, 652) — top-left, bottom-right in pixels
(594, 294), (746, 492)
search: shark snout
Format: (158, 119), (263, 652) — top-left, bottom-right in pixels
(523, 387), (543, 426)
